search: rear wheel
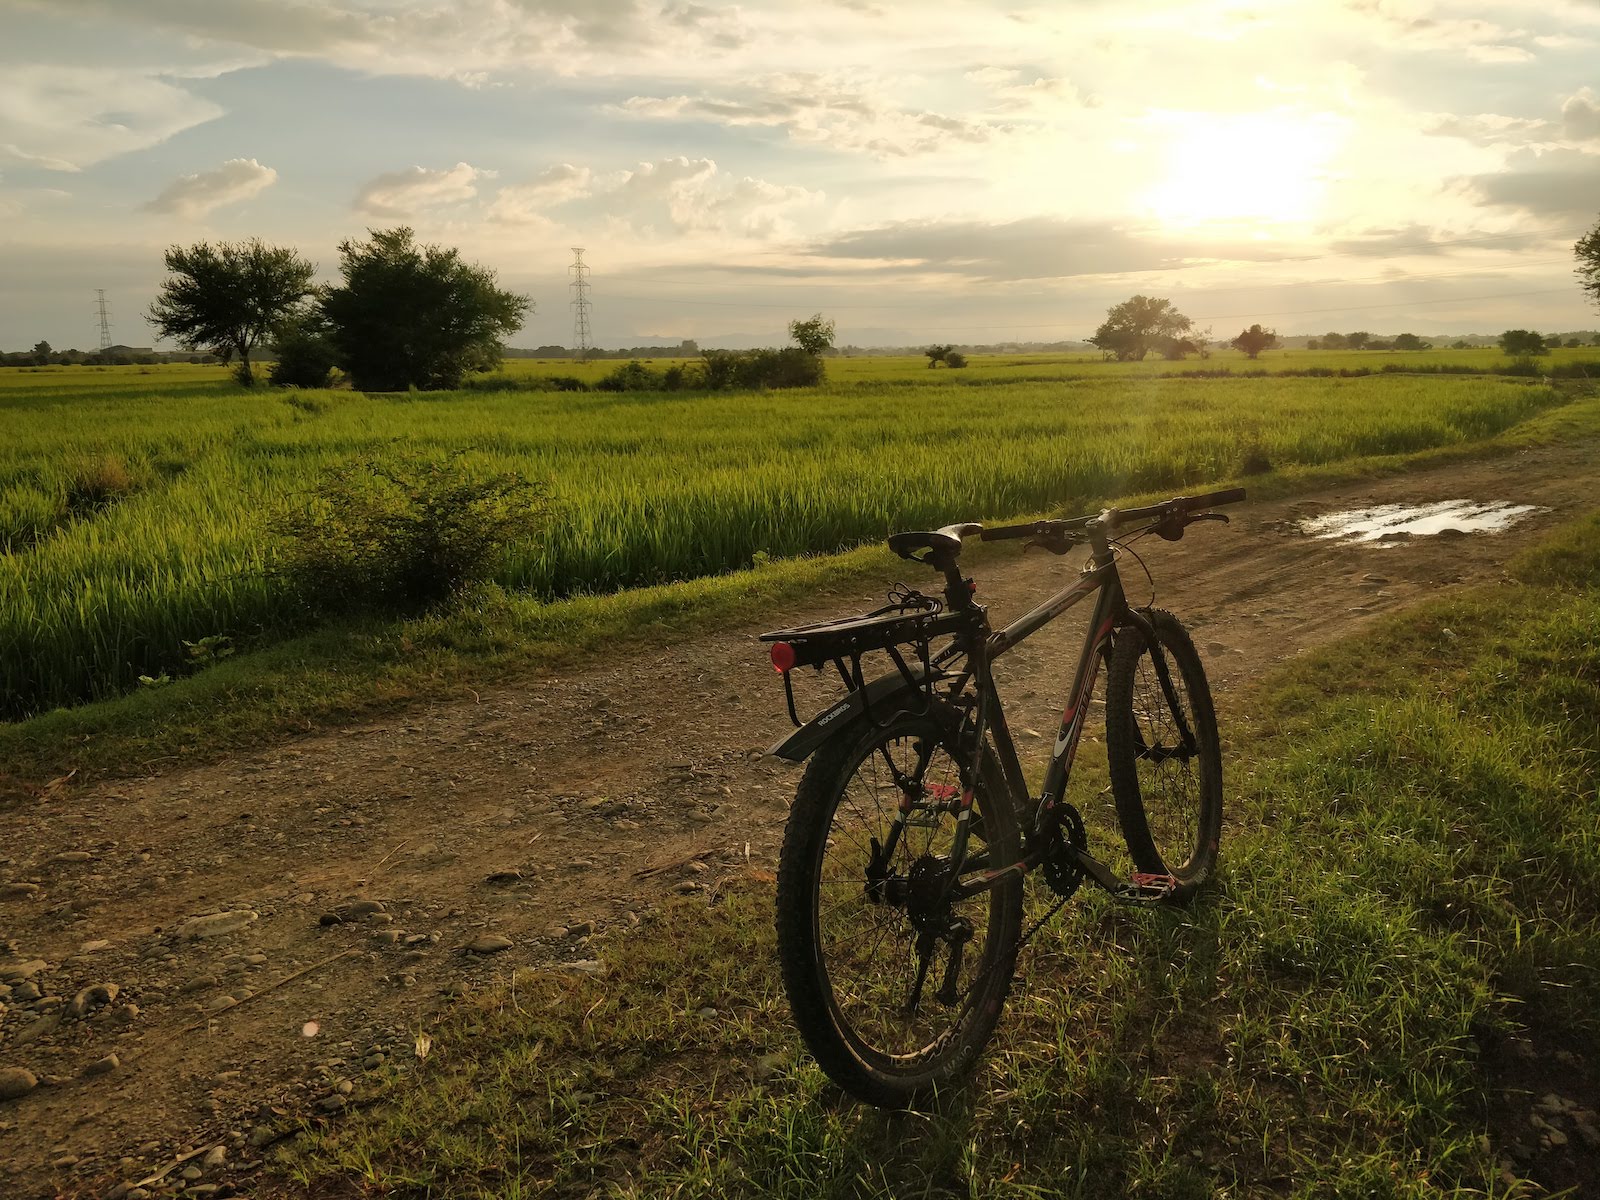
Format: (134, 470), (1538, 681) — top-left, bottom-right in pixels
(1105, 609), (1222, 899)
(775, 705), (1022, 1107)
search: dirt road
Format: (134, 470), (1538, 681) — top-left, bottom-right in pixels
(1, 439), (1595, 1198)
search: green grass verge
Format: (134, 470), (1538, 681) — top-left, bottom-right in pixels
(283, 510), (1600, 1198)
(4, 390), (1597, 797)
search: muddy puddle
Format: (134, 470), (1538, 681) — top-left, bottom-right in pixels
(1300, 499), (1549, 545)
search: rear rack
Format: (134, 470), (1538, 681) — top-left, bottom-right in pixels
(761, 594), (970, 728)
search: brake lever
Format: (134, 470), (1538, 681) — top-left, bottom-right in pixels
(1153, 511), (1230, 542)
(1023, 535), (1075, 556)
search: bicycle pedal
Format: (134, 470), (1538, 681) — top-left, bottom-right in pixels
(1113, 872), (1178, 905)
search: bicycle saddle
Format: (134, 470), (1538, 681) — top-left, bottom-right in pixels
(887, 523), (982, 563)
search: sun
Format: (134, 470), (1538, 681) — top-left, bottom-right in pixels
(1140, 109), (1344, 229)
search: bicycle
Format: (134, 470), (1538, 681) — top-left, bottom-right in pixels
(759, 487), (1245, 1107)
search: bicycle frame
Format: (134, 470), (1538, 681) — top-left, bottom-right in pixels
(902, 541), (1178, 904)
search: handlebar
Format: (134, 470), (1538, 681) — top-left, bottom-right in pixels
(980, 487), (1246, 543)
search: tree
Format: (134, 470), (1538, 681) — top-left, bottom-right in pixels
(1321, 331), (1348, 350)
(1564, 337), (1582, 348)
(1346, 331), (1371, 350)
(1498, 329), (1547, 357)
(269, 310), (338, 389)
(1392, 332), (1430, 351)
(321, 227), (530, 392)
(789, 313), (836, 357)
(943, 350), (968, 368)
(1576, 220), (1600, 311)
(1155, 334), (1200, 360)
(1088, 295), (1193, 361)
(924, 344), (954, 367)
(30, 340), (52, 366)
(147, 239), (316, 386)
(1230, 324), (1280, 359)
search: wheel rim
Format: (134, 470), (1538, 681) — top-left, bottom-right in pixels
(1127, 642), (1208, 873)
(811, 724), (1005, 1067)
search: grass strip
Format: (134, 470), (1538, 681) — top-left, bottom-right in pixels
(284, 509), (1600, 1198)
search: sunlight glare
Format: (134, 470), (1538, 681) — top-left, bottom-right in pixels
(1141, 109), (1344, 229)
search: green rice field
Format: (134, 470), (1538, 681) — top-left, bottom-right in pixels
(0, 355), (1577, 719)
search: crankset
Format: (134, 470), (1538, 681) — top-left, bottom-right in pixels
(1040, 803), (1088, 900)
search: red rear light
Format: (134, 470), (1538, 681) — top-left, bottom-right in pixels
(770, 642), (797, 673)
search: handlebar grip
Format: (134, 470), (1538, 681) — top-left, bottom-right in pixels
(1183, 487), (1246, 510)
(980, 522), (1037, 542)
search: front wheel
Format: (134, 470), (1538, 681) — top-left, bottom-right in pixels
(1105, 609), (1222, 900)
(775, 705), (1023, 1108)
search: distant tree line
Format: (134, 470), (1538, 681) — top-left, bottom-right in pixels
(0, 340), (222, 368)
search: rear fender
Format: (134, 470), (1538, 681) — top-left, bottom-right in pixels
(765, 667), (942, 762)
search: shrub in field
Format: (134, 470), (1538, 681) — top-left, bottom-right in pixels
(700, 347), (823, 390)
(1497, 329), (1547, 358)
(463, 374), (593, 393)
(64, 454), (137, 514)
(271, 452), (546, 615)
(944, 350), (968, 368)
(270, 317), (338, 389)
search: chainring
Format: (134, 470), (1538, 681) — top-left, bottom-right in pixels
(1041, 803), (1087, 899)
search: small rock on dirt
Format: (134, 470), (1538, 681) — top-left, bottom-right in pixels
(179, 910), (259, 940)
(485, 870), (522, 884)
(82, 1053), (120, 1077)
(52, 851), (94, 863)
(0, 883), (41, 900)
(67, 983), (120, 1019)
(14, 1013), (60, 1044)
(0, 1067), (39, 1100)
(465, 934), (513, 954)
(0, 959), (49, 982)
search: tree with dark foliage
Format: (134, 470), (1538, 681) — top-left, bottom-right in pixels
(1577, 219), (1600, 311)
(147, 240), (316, 386)
(1089, 295), (1193, 361)
(1230, 324), (1281, 359)
(321, 227), (530, 392)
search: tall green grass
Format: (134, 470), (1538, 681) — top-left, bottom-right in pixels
(0, 368), (1568, 717)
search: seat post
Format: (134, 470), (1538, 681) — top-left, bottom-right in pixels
(933, 552), (974, 613)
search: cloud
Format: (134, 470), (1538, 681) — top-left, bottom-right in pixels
(615, 75), (1016, 157)
(145, 157), (277, 217)
(0, 65), (222, 171)
(1464, 148), (1600, 215)
(604, 156), (822, 238)
(1343, 1), (1535, 62)
(1326, 224), (1452, 257)
(354, 162), (488, 217)
(1563, 87), (1600, 140)
(801, 217), (1305, 282)
(487, 163), (595, 225)
(17, 0), (696, 80)
(1424, 88), (1600, 149)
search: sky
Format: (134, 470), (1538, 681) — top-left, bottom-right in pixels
(1, 0), (1598, 351)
